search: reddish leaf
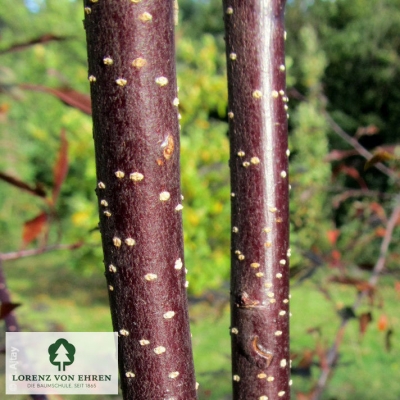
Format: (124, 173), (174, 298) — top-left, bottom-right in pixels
(329, 276), (374, 293)
(330, 249), (341, 264)
(0, 103), (10, 113)
(0, 103), (10, 121)
(20, 84), (91, 115)
(327, 229), (340, 246)
(395, 281), (400, 296)
(0, 171), (46, 197)
(0, 34), (69, 55)
(332, 164), (368, 189)
(355, 124), (380, 139)
(377, 314), (388, 331)
(52, 129), (69, 203)
(296, 349), (314, 369)
(291, 349), (314, 377)
(364, 150), (394, 171)
(369, 201), (387, 220)
(325, 149), (358, 162)
(342, 166), (368, 189)
(70, 241), (84, 250)
(316, 340), (328, 371)
(297, 394), (313, 400)
(359, 312), (372, 337)
(375, 227), (386, 237)
(22, 212), (47, 246)
(0, 303), (21, 320)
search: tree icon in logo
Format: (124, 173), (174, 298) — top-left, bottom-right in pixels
(48, 338), (76, 371)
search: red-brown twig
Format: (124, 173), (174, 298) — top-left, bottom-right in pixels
(311, 199), (400, 400)
(0, 171), (47, 198)
(331, 189), (391, 209)
(0, 242), (83, 261)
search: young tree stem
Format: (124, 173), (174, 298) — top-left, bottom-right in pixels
(223, 1), (290, 399)
(83, 1), (196, 398)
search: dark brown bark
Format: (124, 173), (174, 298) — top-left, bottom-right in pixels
(83, 1), (196, 399)
(223, 1), (290, 399)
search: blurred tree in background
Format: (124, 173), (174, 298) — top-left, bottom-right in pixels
(286, 0), (400, 276)
(2, 0), (400, 292)
(1, 0), (400, 398)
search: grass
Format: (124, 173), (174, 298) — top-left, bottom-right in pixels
(1, 253), (400, 399)
(290, 274), (400, 400)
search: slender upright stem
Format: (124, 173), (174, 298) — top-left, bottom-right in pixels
(223, 1), (290, 399)
(83, 1), (196, 398)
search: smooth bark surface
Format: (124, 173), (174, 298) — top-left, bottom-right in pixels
(223, 1), (290, 399)
(83, 1), (196, 398)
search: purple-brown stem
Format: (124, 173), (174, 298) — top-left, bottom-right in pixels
(0, 260), (48, 400)
(223, 1), (290, 399)
(83, 1), (196, 399)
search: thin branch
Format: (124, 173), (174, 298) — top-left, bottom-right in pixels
(0, 34), (69, 55)
(288, 87), (398, 181)
(311, 199), (400, 400)
(0, 171), (47, 198)
(83, 1), (197, 398)
(366, 204), (400, 288)
(0, 242), (83, 261)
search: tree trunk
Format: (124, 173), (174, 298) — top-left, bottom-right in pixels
(223, 1), (291, 399)
(83, 1), (197, 398)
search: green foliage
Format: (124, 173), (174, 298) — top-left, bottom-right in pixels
(321, 0), (400, 144)
(289, 25), (332, 265)
(290, 275), (400, 400)
(177, 27), (230, 294)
